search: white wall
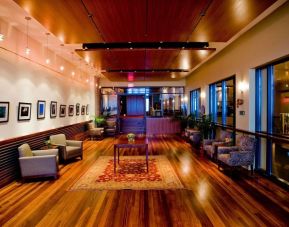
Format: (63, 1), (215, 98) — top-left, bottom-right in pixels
(0, 49), (92, 141)
(186, 2), (289, 130)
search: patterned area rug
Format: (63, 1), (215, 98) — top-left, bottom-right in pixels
(69, 155), (183, 190)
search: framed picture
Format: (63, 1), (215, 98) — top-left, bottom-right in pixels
(81, 105), (85, 115)
(86, 104), (89, 115)
(60, 105), (66, 117)
(68, 105), (74, 116)
(50, 101), (57, 118)
(18, 102), (31, 121)
(76, 103), (80, 116)
(37, 100), (46, 119)
(0, 102), (9, 123)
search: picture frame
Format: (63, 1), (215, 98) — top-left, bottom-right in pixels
(86, 104), (89, 115)
(37, 100), (46, 119)
(18, 102), (31, 121)
(81, 105), (85, 115)
(0, 102), (9, 123)
(76, 103), (80, 116)
(68, 105), (74, 116)
(60, 105), (66, 117)
(50, 101), (57, 118)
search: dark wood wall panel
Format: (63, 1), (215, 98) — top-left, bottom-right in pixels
(0, 121), (89, 188)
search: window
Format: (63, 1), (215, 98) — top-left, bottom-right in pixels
(209, 76), (235, 127)
(256, 59), (289, 183)
(190, 88), (200, 116)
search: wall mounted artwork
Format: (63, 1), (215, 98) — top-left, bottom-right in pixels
(18, 102), (31, 121)
(86, 104), (89, 115)
(81, 105), (85, 115)
(68, 105), (74, 116)
(37, 100), (46, 119)
(76, 103), (80, 116)
(50, 101), (57, 118)
(60, 105), (66, 117)
(0, 102), (9, 123)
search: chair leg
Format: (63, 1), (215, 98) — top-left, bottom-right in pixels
(250, 164), (254, 175)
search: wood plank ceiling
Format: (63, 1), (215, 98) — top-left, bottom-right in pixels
(14, 0), (276, 81)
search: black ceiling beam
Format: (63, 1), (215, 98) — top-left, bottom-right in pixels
(81, 42), (210, 50)
(106, 69), (189, 73)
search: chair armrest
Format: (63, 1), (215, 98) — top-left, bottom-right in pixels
(203, 139), (214, 145)
(19, 155), (58, 177)
(230, 151), (254, 161)
(217, 146), (239, 154)
(32, 149), (58, 156)
(66, 140), (83, 147)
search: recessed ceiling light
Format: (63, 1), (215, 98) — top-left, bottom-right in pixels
(45, 58), (50, 64)
(60, 65), (64, 71)
(0, 33), (4, 42)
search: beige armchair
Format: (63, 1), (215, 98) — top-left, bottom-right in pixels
(18, 143), (58, 180)
(87, 122), (104, 140)
(50, 134), (83, 161)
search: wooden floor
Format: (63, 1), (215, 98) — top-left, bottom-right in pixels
(0, 135), (289, 226)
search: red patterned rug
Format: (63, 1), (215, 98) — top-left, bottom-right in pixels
(69, 156), (183, 190)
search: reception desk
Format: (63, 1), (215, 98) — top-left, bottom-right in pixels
(146, 117), (180, 134)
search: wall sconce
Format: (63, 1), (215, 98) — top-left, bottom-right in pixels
(238, 81), (249, 93)
(200, 92), (206, 98)
(183, 96), (188, 102)
(237, 99), (244, 108)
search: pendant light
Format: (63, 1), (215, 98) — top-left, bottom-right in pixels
(25, 16), (31, 55)
(45, 33), (50, 64)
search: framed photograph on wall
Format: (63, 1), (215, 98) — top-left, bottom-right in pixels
(76, 103), (80, 116)
(18, 102), (31, 121)
(0, 102), (9, 123)
(86, 104), (89, 115)
(50, 101), (57, 118)
(68, 105), (74, 116)
(81, 105), (85, 115)
(37, 100), (46, 119)
(60, 105), (66, 117)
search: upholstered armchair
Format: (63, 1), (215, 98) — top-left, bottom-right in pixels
(50, 134), (83, 161)
(203, 130), (232, 159)
(87, 122), (104, 140)
(217, 135), (256, 174)
(18, 143), (58, 179)
(105, 118), (117, 136)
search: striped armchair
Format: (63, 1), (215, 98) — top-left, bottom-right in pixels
(203, 130), (232, 159)
(217, 135), (256, 174)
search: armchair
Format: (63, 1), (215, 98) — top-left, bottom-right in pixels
(203, 130), (232, 159)
(105, 118), (117, 136)
(18, 143), (58, 180)
(87, 122), (104, 140)
(217, 135), (256, 174)
(50, 134), (83, 161)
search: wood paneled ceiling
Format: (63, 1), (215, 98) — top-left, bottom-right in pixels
(14, 0), (277, 81)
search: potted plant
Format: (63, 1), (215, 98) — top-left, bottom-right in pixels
(94, 115), (106, 127)
(127, 133), (135, 142)
(197, 114), (215, 139)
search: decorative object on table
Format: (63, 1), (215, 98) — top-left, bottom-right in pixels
(0, 102), (9, 123)
(68, 105), (74, 116)
(50, 101), (57, 118)
(76, 103), (80, 115)
(69, 155), (183, 190)
(81, 105), (85, 115)
(37, 100), (46, 119)
(86, 104), (89, 115)
(18, 102), (31, 121)
(127, 133), (135, 142)
(59, 105), (66, 117)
